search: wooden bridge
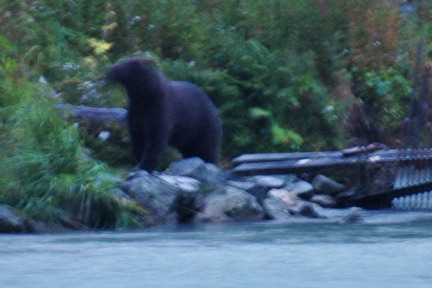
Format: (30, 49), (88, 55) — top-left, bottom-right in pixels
(232, 148), (432, 209)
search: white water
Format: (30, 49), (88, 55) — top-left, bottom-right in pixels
(1, 210), (432, 288)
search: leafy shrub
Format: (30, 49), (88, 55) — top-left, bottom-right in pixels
(350, 66), (412, 145)
(0, 59), (146, 229)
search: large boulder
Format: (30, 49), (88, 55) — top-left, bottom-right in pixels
(0, 205), (27, 233)
(262, 189), (298, 220)
(310, 194), (336, 208)
(189, 163), (228, 189)
(167, 157), (205, 175)
(167, 157), (227, 189)
(156, 174), (202, 193)
(156, 174), (203, 223)
(284, 180), (315, 200)
(119, 170), (181, 223)
(226, 180), (269, 204)
(262, 189), (324, 220)
(312, 174), (345, 196)
(253, 175), (286, 189)
(195, 186), (264, 223)
(288, 202), (323, 218)
(268, 189), (298, 206)
(262, 196), (292, 220)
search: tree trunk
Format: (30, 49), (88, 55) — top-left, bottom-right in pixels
(55, 103), (128, 131)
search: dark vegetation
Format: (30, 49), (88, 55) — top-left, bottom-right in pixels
(1, 0), (432, 230)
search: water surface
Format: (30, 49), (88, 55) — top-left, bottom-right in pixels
(1, 210), (431, 288)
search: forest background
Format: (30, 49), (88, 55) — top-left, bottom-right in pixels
(1, 0), (432, 230)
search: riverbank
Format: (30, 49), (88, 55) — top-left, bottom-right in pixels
(0, 157), (378, 233)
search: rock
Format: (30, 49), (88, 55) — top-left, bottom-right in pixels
(111, 161), (360, 227)
(168, 158), (227, 189)
(262, 196), (292, 220)
(288, 202), (323, 218)
(156, 174), (202, 193)
(310, 194), (336, 208)
(195, 186), (264, 223)
(110, 188), (141, 209)
(0, 205), (27, 233)
(284, 180), (314, 200)
(173, 189), (203, 223)
(220, 169), (240, 181)
(125, 169), (151, 181)
(262, 189), (301, 220)
(188, 163), (228, 189)
(226, 180), (256, 191)
(253, 175), (285, 189)
(268, 189), (298, 206)
(335, 190), (357, 207)
(167, 157), (205, 175)
(339, 207), (364, 224)
(312, 174), (345, 195)
(156, 174), (204, 222)
(263, 191), (322, 219)
(120, 170), (181, 222)
(226, 180), (268, 204)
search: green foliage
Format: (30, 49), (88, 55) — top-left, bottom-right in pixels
(351, 66), (412, 144)
(80, 124), (135, 168)
(1, 0), (432, 229)
(0, 59), (149, 229)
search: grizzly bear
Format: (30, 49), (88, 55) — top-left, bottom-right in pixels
(104, 58), (222, 172)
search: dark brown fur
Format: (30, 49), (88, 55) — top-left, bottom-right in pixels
(105, 58), (222, 172)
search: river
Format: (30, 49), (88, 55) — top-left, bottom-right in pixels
(1, 210), (431, 288)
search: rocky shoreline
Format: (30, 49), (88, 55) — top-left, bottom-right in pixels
(1, 157), (365, 233)
(115, 158), (364, 225)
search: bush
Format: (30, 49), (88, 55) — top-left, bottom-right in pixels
(0, 58), (146, 229)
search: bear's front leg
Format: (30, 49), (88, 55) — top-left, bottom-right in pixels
(138, 138), (168, 172)
(136, 119), (170, 172)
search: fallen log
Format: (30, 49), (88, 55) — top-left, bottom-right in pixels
(55, 103), (128, 130)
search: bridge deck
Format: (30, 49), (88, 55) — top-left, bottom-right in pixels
(233, 149), (432, 175)
(232, 149), (432, 209)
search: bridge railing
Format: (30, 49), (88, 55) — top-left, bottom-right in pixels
(232, 148), (432, 209)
